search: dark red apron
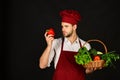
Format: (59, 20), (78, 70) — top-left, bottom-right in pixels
(53, 38), (86, 80)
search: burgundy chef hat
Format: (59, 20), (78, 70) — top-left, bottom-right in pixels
(60, 9), (81, 25)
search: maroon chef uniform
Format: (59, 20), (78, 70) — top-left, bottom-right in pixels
(53, 10), (86, 80)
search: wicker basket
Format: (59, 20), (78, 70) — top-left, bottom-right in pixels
(82, 39), (107, 68)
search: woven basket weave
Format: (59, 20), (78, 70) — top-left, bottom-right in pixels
(82, 39), (107, 68)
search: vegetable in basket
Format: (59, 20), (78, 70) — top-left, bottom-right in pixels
(74, 40), (120, 67)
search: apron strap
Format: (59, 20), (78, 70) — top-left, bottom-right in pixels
(61, 38), (64, 50)
(79, 39), (82, 48)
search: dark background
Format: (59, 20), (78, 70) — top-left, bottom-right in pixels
(3, 0), (120, 80)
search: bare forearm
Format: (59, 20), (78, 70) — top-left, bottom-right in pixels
(39, 46), (52, 69)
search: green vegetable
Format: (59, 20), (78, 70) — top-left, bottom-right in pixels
(89, 48), (97, 55)
(74, 47), (92, 65)
(101, 51), (120, 67)
(74, 47), (120, 67)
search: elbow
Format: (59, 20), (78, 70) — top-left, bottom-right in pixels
(39, 60), (47, 69)
(39, 63), (46, 69)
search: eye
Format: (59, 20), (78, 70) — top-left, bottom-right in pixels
(64, 25), (69, 28)
(62, 25), (69, 28)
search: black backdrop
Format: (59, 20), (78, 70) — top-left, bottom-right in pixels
(3, 0), (120, 80)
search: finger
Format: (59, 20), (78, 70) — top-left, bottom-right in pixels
(44, 32), (48, 37)
(47, 34), (54, 37)
(93, 67), (97, 71)
(49, 36), (54, 40)
(46, 36), (54, 42)
(99, 67), (102, 70)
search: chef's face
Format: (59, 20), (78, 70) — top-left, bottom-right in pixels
(61, 22), (75, 37)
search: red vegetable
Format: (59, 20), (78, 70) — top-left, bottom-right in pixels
(94, 55), (100, 61)
(46, 28), (55, 37)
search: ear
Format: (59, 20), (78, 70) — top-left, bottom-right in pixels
(73, 24), (77, 30)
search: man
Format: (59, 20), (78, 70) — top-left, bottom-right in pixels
(39, 9), (102, 80)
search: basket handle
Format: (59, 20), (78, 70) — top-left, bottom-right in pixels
(82, 39), (108, 53)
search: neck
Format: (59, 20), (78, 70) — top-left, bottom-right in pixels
(67, 33), (78, 44)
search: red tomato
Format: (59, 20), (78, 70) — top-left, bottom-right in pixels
(94, 55), (100, 61)
(46, 28), (55, 37)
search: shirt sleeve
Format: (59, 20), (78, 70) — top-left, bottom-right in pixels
(84, 42), (91, 50)
(47, 39), (57, 67)
(80, 39), (91, 50)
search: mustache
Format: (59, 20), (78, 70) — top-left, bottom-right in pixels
(62, 31), (66, 33)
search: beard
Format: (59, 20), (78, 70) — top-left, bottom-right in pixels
(63, 30), (73, 38)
